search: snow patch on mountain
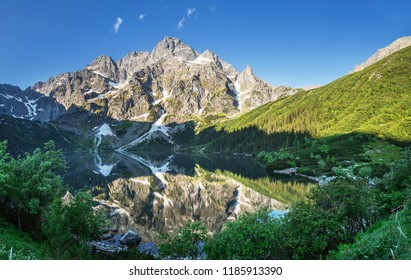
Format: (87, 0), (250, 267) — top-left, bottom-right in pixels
(234, 82), (243, 111)
(116, 151), (172, 186)
(92, 123), (117, 177)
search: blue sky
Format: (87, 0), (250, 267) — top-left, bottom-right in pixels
(1, 0), (410, 89)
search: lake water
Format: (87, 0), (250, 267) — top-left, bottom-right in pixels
(63, 150), (316, 242)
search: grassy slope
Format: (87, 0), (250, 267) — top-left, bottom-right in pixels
(329, 202), (411, 260)
(0, 220), (50, 260)
(216, 46), (411, 143)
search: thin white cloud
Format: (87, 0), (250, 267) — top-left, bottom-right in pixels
(177, 17), (185, 29)
(209, 5), (216, 13)
(187, 8), (196, 17)
(139, 14), (146, 21)
(113, 17), (123, 33)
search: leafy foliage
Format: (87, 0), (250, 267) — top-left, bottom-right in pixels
(284, 201), (340, 259)
(285, 177), (377, 259)
(42, 191), (108, 259)
(0, 140), (66, 234)
(377, 148), (411, 216)
(329, 198), (411, 260)
(158, 221), (208, 260)
(257, 133), (375, 176)
(0, 140), (108, 260)
(205, 208), (287, 260)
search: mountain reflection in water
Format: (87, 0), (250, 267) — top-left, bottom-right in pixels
(63, 151), (315, 242)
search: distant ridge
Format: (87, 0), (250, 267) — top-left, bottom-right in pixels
(352, 36), (411, 72)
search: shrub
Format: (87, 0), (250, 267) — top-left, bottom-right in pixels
(158, 221), (207, 260)
(205, 208), (287, 259)
(42, 190), (108, 259)
(0, 141), (66, 235)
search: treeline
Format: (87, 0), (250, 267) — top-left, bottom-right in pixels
(257, 133), (382, 176)
(194, 125), (311, 154)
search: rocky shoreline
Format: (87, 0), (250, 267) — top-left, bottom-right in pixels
(272, 167), (336, 186)
(89, 230), (158, 256)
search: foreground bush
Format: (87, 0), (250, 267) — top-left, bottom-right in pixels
(329, 198), (411, 260)
(205, 208), (287, 259)
(158, 221), (207, 259)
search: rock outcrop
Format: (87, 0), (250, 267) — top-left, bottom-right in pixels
(0, 84), (66, 122)
(353, 36), (411, 72)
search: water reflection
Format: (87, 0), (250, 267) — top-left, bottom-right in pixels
(63, 151), (315, 242)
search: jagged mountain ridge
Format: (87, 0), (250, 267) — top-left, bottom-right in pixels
(353, 36), (411, 72)
(0, 84), (66, 122)
(30, 36), (295, 124)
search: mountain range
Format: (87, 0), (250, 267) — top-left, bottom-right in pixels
(1, 35), (410, 155)
(1, 37), (294, 125)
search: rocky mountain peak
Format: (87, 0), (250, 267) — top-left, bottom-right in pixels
(86, 55), (118, 80)
(87, 55), (116, 70)
(117, 51), (150, 82)
(353, 36), (411, 72)
(147, 36), (199, 64)
(237, 65), (257, 83)
(200, 49), (217, 60)
(243, 65), (254, 76)
(2, 36), (295, 125)
(191, 50), (223, 68)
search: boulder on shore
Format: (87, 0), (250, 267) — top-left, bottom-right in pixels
(119, 230), (142, 246)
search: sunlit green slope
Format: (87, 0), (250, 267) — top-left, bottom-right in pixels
(216, 46), (411, 142)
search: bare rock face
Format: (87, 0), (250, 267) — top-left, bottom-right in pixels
(234, 65), (296, 111)
(353, 36), (411, 72)
(119, 230), (142, 246)
(118, 51), (149, 83)
(146, 36), (199, 65)
(107, 74), (154, 121)
(0, 84), (66, 122)
(2, 36), (295, 126)
(86, 55), (119, 81)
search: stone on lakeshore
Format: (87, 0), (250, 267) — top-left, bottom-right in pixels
(119, 230), (142, 246)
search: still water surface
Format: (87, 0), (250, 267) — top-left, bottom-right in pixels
(63, 151), (315, 242)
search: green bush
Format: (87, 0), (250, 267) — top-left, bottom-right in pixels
(377, 148), (411, 215)
(158, 221), (207, 260)
(330, 199), (411, 260)
(285, 177), (377, 259)
(205, 208), (287, 259)
(42, 190), (108, 259)
(285, 201), (340, 259)
(0, 140), (66, 235)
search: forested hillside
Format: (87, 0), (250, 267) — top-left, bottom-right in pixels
(201, 45), (411, 151)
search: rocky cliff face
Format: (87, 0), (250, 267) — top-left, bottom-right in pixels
(0, 84), (66, 122)
(353, 36), (411, 72)
(0, 36), (296, 153)
(23, 36), (294, 125)
(235, 65), (296, 111)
